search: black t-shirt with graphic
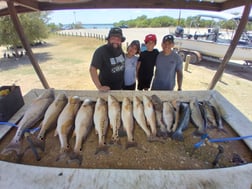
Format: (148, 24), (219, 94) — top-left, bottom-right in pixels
(91, 44), (125, 90)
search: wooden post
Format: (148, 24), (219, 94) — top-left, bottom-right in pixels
(7, 1), (49, 89)
(184, 54), (190, 71)
(208, 2), (251, 90)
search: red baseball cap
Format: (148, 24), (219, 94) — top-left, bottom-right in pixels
(144, 34), (157, 43)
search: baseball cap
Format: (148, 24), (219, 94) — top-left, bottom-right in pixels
(106, 27), (126, 42)
(129, 40), (140, 54)
(162, 35), (174, 43)
(144, 34), (157, 43)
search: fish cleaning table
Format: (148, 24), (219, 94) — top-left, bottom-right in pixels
(0, 89), (251, 189)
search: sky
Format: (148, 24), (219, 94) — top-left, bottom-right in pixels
(48, 6), (247, 25)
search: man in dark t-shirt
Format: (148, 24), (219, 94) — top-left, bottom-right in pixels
(90, 27), (126, 91)
(137, 34), (159, 90)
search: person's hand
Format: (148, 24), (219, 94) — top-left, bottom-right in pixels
(98, 85), (110, 92)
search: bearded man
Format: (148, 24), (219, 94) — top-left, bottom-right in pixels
(89, 27), (126, 91)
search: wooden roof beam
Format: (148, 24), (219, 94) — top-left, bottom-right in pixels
(13, 0), (39, 11)
(38, 0), (222, 11)
(208, 1), (251, 89)
(221, 0), (251, 10)
(6, 0), (50, 89)
(0, 0), (39, 16)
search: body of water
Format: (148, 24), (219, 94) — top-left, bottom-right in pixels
(62, 23), (114, 30)
(83, 24), (114, 29)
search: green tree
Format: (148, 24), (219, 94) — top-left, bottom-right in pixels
(0, 12), (49, 57)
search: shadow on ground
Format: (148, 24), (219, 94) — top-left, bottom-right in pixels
(194, 60), (252, 81)
(0, 52), (53, 71)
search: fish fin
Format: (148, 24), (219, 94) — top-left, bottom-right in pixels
(94, 145), (109, 155)
(54, 129), (58, 137)
(72, 131), (76, 138)
(67, 152), (83, 166)
(125, 141), (138, 149)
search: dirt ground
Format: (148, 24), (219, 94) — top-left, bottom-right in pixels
(0, 34), (251, 170)
(0, 115), (251, 170)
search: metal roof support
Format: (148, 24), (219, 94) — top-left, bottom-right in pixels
(208, 1), (251, 90)
(6, 0), (50, 89)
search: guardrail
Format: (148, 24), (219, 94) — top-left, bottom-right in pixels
(56, 31), (106, 41)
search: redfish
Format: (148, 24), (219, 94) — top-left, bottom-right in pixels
(55, 96), (80, 159)
(143, 95), (157, 137)
(69, 99), (94, 165)
(35, 93), (67, 151)
(121, 97), (137, 148)
(108, 95), (121, 144)
(1, 89), (55, 156)
(93, 98), (109, 154)
(133, 96), (151, 139)
(151, 95), (167, 137)
(162, 101), (175, 133)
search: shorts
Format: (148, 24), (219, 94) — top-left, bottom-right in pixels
(137, 77), (152, 90)
(123, 83), (136, 90)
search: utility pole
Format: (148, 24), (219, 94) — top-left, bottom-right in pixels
(73, 11), (76, 28)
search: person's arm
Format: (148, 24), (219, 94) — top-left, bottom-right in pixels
(136, 61), (141, 79)
(89, 66), (110, 92)
(176, 70), (183, 91)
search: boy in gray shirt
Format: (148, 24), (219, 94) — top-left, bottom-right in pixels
(151, 35), (183, 91)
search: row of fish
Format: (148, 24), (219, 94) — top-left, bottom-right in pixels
(1, 89), (225, 164)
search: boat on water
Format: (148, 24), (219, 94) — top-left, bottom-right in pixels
(173, 12), (252, 64)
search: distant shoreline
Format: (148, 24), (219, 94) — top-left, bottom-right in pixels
(62, 23), (114, 29)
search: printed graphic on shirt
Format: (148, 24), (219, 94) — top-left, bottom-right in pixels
(110, 54), (125, 73)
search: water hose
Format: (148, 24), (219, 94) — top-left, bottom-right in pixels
(0, 122), (41, 161)
(194, 134), (252, 149)
(0, 121), (40, 134)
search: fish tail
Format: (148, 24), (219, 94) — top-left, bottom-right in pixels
(1, 138), (22, 156)
(67, 152), (83, 166)
(218, 128), (227, 133)
(118, 126), (127, 137)
(56, 148), (70, 162)
(29, 137), (46, 152)
(171, 131), (184, 141)
(193, 129), (207, 137)
(109, 137), (121, 145)
(125, 141), (138, 149)
(147, 136), (165, 144)
(95, 145), (109, 155)
(24, 134), (41, 161)
(157, 129), (168, 138)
